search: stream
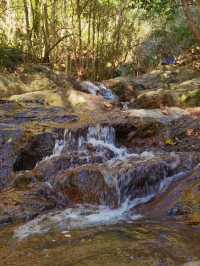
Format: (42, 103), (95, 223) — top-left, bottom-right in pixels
(0, 82), (200, 265)
(1, 220), (200, 265)
(13, 125), (193, 242)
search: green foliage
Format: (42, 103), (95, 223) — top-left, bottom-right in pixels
(0, 47), (23, 71)
(133, 0), (178, 18)
(0, 0), (199, 79)
(184, 89), (200, 106)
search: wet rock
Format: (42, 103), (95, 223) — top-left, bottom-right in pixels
(161, 114), (200, 152)
(113, 108), (188, 150)
(0, 181), (68, 226)
(50, 165), (118, 208)
(16, 107), (78, 124)
(47, 152), (195, 209)
(0, 126), (22, 189)
(34, 156), (72, 181)
(80, 81), (100, 95)
(14, 133), (56, 172)
(107, 154), (180, 203)
(12, 171), (37, 189)
(0, 65), (200, 232)
(79, 81), (115, 101)
(29, 182), (68, 209)
(179, 165), (200, 225)
(0, 214), (13, 226)
(0, 100), (79, 189)
(135, 163), (200, 218)
(34, 150), (114, 182)
(97, 83), (115, 100)
(109, 152), (198, 203)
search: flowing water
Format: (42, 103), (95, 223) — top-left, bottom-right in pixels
(15, 125), (189, 241)
(1, 124), (200, 265)
(2, 221), (200, 266)
(81, 81), (115, 100)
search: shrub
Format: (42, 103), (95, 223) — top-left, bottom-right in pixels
(0, 47), (23, 71)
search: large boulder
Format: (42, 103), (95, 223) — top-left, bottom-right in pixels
(103, 77), (141, 101)
(135, 78), (200, 108)
(50, 165), (118, 208)
(134, 65), (200, 90)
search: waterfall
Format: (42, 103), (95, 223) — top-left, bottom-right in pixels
(14, 125), (188, 240)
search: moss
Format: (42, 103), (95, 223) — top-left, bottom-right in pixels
(183, 89), (200, 106)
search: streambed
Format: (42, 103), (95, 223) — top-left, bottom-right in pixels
(0, 98), (200, 266)
(1, 221), (200, 266)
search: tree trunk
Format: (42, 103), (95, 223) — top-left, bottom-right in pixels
(76, 0), (82, 53)
(181, 0), (200, 46)
(23, 0), (32, 54)
(196, 0), (200, 16)
(42, 2), (50, 63)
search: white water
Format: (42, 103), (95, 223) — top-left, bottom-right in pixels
(14, 125), (186, 240)
(15, 170), (184, 241)
(159, 171), (189, 192)
(36, 129), (67, 164)
(98, 83), (115, 100)
(14, 194), (153, 240)
(62, 125), (155, 162)
(81, 81), (115, 100)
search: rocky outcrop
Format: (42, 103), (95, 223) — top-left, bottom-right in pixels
(135, 79), (200, 108)
(136, 164), (200, 223)
(103, 65), (200, 108)
(0, 65), (200, 233)
(132, 67), (200, 108)
(0, 100), (79, 190)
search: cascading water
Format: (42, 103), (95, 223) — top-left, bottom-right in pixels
(81, 81), (115, 100)
(15, 125), (187, 240)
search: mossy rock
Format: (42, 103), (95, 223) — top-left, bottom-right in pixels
(182, 89), (200, 107)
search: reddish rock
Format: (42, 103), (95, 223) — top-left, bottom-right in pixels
(51, 165), (118, 208)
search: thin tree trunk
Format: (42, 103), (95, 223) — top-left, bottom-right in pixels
(51, 0), (57, 42)
(23, 0), (32, 54)
(76, 0), (82, 53)
(42, 2), (50, 63)
(92, 1), (96, 79)
(42, 32), (72, 62)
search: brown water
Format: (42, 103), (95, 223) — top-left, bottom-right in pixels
(1, 221), (200, 266)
